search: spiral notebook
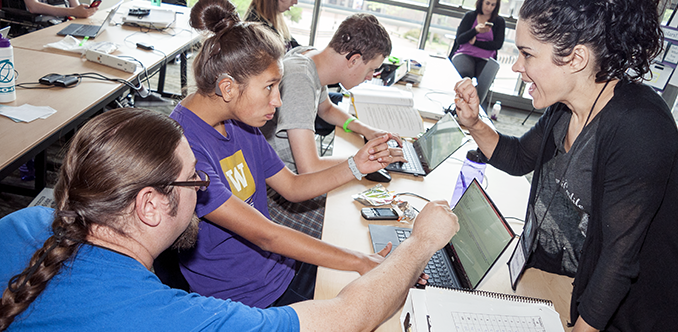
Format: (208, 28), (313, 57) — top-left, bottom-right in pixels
(401, 286), (564, 332)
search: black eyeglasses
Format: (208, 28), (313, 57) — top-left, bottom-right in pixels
(169, 170), (210, 192)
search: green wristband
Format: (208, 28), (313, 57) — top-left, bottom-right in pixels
(343, 117), (357, 133)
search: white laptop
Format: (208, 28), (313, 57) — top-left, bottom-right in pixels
(122, 8), (176, 29)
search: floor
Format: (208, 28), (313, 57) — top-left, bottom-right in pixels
(0, 56), (537, 219)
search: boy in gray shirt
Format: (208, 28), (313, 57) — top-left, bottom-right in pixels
(261, 14), (401, 237)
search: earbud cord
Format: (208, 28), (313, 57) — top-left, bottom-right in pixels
(527, 79), (611, 251)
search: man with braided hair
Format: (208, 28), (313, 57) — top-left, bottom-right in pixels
(0, 107), (458, 331)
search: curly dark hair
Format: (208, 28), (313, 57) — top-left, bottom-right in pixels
(519, 0), (664, 82)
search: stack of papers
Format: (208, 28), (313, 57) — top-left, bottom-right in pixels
(0, 104), (57, 122)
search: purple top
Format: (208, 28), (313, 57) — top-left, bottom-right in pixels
(0, 38), (10, 48)
(456, 18), (496, 59)
(170, 104), (295, 308)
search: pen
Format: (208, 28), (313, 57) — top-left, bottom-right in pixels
(79, 36), (89, 47)
(350, 93), (359, 118)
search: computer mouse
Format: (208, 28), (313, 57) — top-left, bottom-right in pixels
(365, 169), (391, 183)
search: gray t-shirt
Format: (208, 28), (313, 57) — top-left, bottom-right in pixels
(260, 46), (328, 173)
(530, 112), (599, 276)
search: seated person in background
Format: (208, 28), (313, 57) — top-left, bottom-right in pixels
(245, 0), (300, 51)
(449, 0), (504, 80)
(0, 107), (460, 332)
(260, 13), (402, 237)
(165, 0), (406, 309)
(22, 0), (97, 18)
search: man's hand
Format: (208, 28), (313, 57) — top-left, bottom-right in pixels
(353, 134), (406, 174)
(409, 200), (459, 252)
(362, 127), (403, 147)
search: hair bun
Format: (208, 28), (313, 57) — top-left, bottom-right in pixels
(189, 0), (240, 34)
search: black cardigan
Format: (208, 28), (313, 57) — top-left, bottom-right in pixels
(487, 79), (678, 331)
(449, 10), (505, 59)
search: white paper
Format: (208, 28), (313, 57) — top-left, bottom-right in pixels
(0, 104), (57, 122)
(665, 43), (678, 64)
(348, 84), (424, 137)
(350, 103), (424, 137)
(425, 287), (564, 332)
(643, 62), (674, 91)
(350, 84), (414, 106)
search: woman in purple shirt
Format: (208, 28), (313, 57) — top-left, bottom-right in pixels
(162, 0), (407, 310)
(450, 0), (505, 80)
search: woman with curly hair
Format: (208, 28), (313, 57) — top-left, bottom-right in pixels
(455, 0), (678, 331)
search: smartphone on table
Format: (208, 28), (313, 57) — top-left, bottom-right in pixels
(361, 207), (399, 220)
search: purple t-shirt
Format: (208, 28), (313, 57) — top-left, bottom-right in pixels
(456, 18), (496, 59)
(170, 104), (295, 308)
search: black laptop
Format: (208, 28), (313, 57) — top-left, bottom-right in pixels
(369, 179), (515, 289)
(386, 112), (468, 176)
(57, 1), (122, 38)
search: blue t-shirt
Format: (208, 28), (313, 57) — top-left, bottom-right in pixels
(0, 207), (300, 331)
(170, 104), (295, 308)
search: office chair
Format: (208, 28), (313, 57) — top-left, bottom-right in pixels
(0, 0), (66, 37)
(315, 89), (344, 156)
(450, 56), (501, 110)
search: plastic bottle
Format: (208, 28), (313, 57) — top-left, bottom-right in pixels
(491, 100), (501, 120)
(19, 159), (35, 181)
(450, 149), (486, 207)
(0, 37), (15, 103)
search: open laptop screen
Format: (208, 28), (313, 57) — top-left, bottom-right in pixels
(416, 113), (467, 170)
(449, 179), (515, 287)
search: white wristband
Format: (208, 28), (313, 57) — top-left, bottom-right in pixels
(348, 155), (366, 180)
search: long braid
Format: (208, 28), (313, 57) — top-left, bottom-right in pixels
(0, 108), (184, 331)
(0, 217), (85, 330)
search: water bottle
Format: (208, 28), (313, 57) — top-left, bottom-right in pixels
(19, 159), (35, 181)
(490, 101), (501, 120)
(450, 149), (486, 207)
(0, 37), (15, 103)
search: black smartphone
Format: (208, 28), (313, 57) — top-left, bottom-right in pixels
(361, 207), (399, 220)
(485, 22), (494, 27)
(89, 0), (101, 7)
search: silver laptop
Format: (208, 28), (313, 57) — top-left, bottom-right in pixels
(386, 112), (469, 176)
(369, 179), (515, 289)
(57, 0), (122, 38)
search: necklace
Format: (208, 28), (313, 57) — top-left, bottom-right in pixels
(524, 79), (611, 257)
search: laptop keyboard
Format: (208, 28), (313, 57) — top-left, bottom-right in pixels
(395, 228), (455, 287)
(61, 24), (98, 36)
(388, 140), (423, 173)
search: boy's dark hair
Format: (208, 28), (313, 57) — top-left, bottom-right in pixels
(328, 13), (391, 63)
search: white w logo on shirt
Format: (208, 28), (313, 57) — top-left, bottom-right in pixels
(225, 163), (248, 192)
